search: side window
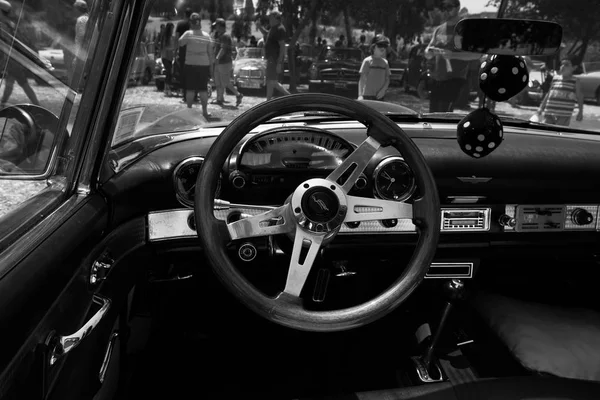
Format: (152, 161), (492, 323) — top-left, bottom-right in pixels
(0, 0), (107, 219)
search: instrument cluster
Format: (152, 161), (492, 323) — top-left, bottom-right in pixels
(172, 128), (418, 208)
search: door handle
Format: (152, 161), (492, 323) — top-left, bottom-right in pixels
(48, 294), (111, 366)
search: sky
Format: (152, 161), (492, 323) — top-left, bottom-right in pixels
(460, 0), (499, 14)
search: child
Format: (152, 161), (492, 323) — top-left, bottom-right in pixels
(358, 35), (391, 101)
(535, 56), (583, 126)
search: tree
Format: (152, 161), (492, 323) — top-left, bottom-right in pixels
(489, 0), (600, 66)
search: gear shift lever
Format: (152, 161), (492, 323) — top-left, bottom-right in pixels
(412, 279), (467, 383)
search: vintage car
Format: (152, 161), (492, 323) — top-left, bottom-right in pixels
(403, 43), (430, 99)
(283, 43), (315, 83)
(576, 62), (600, 104)
(233, 47), (267, 91)
(3, 2), (600, 400)
(308, 46), (363, 97)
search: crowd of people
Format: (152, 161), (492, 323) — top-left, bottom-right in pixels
(149, 0), (584, 127)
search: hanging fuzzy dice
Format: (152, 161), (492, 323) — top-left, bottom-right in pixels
(479, 55), (529, 102)
(457, 108), (504, 158)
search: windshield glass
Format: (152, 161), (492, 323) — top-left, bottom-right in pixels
(112, 0), (600, 146)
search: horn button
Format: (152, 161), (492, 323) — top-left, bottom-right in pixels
(302, 188), (339, 222)
(292, 179), (348, 234)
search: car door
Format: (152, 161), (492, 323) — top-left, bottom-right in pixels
(0, 0), (151, 399)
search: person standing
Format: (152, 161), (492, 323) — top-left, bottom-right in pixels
(424, 0), (480, 112)
(175, 8), (192, 101)
(358, 35), (391, 101)
(213, 18), (243, 106)
(161, 22), (176, 97)
(0, 0), (39, 108)
(534, 56), (583, 126)
(178, 13), (214, 118)
(73, 3), (88, 63)
(256, 11), (290, 101)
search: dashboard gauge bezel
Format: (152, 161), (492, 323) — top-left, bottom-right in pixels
(173, 156), (221, 208)
(235, 126), (355, 171)
(372, 156), (416, 202)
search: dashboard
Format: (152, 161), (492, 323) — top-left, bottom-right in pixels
(100, 119), (600, 266)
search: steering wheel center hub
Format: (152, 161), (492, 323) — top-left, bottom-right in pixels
(292, 178), (347, 233)
(302, 187), (339, 222)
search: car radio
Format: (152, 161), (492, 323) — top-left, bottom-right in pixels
(441, 208), (490, 232)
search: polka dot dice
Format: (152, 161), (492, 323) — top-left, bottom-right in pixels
(479, 55), (528, 102)
(457, 108), (504, 158)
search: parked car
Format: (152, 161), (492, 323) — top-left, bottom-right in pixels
(386, 48), (406, 86)
(283, 43), (315, 84)
(233, 47), (267, 91)
(403, 44), (430, 99)
(129, 41), (154, 85)
(308, 46), (362, 97)
(576, 62), (600, 104)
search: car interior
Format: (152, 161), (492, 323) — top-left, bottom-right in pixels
(1, 1), (600, 400)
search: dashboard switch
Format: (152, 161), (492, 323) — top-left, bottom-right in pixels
(381, 219), (399, 228)
(572, 208), (594, 226)
(498, 214), (516, 228)
(238, 243), (257, 262)
(345, 221), (360, 229)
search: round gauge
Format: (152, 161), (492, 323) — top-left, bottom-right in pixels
(173, 157), (221, 207)
(373, 156), (416, 201)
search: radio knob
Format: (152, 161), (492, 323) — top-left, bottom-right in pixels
(499, 214), (516, 228)
(572, 208), (594, 226)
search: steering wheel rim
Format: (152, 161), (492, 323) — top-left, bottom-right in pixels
(195, 93), (440, 332)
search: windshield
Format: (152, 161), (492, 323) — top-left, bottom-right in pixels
(112, 0), (600, 146)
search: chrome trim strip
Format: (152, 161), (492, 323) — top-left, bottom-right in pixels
(99, 332), (119, 383)
(425, 262), (473, 279)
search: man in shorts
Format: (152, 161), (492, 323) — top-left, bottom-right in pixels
(212, 18), (243, 106)
(256, 11), (290, 101)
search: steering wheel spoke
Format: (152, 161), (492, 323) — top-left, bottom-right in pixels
(327, 136), (381, 193)
(226, 204), (293, 240)
(345, 196), (413, 222)
(282, 227), (324, 297)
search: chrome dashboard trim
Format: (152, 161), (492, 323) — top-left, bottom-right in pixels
(147, 206), (492, 241)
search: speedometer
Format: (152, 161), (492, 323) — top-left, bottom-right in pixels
(173, 157), (221, 207)
(238, 127), (354, 169)
(373, 156), (416, 201)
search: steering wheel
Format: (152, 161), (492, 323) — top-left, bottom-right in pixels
(195, 93), (440, 332)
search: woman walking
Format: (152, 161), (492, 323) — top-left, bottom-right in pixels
(178, 13), (214, 118)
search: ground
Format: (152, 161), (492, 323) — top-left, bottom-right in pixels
(2, 79), (600, 218)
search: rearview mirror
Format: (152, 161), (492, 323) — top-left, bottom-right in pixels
(0, 105), (62, 180)
(453, 18), (563, 56)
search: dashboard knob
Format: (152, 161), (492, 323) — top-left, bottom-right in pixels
(572, 208), (594, 226)
(238, 242), (257, 262)
(355, 174), (368, 190)
(498, 214), (516, 228)
(381, 219), (398, 228)
(230, 171), (246, 189)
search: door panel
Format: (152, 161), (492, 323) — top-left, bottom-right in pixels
(0, 200), (147, 399)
